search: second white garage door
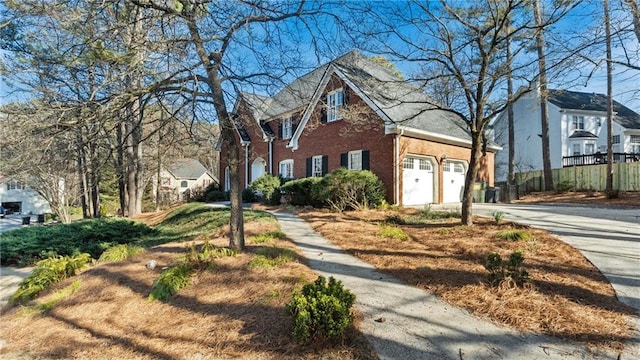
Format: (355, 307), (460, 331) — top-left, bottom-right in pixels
(402, 156), (434, 206)
(442, 160), (466, 203)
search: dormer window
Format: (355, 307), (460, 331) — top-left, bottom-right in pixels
(327, 89), (344, 122)
(572, 115), (584, 130)
(282, 117), (293, 139)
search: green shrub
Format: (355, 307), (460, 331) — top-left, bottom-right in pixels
(383, 214), (406, 225)
(205, 190), (229, 202)
(495, 229), (532, 241)
(248, 247), (296, 270)
(287, 276), (356, 342)
(181, 240), (237, 269)
(242, 188), (257, 203)
(492, 210), (505, 224)
(148, 263), (194, 302)
(249, 174), (282, 205)
(11, 253), (92, 303)
(21, 279), (82, 315)
(419, 206), (461, 220)
(98, 244), (144, 262)
(0, 218), (155, 266)
(311, 168), (385, 212)
(249, 231), (287, 244)
(555, 180), (574, 193)
(281, 177), (323, 207)
(378, 225), (409, 241)
(484, 251), (529, 287)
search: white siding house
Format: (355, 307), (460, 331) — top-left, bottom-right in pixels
(0, 177), (51, 215)
(493, 88), (640, 182)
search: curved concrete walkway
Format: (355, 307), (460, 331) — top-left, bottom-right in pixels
(272, 210), (640, 360)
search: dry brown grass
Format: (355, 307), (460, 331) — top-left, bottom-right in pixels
(0, 214), (376, 360)
(298, 207), (637, 351)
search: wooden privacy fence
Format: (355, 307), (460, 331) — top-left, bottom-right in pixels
(515, 162), (640, 194)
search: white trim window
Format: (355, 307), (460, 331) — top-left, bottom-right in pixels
(224, 166), (230, 191)
(348, 150), (362, 171)
(327, 89), (344, 122)
(585, 143), (595, 155)
(6, 180), (25, 191)
(279, 159), (294, 179)
(613, 135), (620, 144)
(312, 156), (323, 177)
(631, 135), (640, 153)
(572, 115), (585, 130)
(572, 143), (581, 155)
(282, 117), (293, 139)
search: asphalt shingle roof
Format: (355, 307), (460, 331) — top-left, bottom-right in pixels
(549, 89), (640, 130)
(243, 50), (471, 142)
(167, 159), (209, 179)
(569, 130), (598, 138)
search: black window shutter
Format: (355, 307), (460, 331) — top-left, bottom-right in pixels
(340, 153), (348, 168)
(278, 121), (283, 138)
(293, 115), (299, 134)
(320, 108), (327, 124)
(343, 88), (349, 106)
(362, 150), (370, 170)
(322, 155), (329, 175)
(306, 157), (312, 177)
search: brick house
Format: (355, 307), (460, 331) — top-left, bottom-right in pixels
(218, 51), (498, 205)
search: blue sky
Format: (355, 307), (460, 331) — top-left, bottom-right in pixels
(1, 0), (638, 112)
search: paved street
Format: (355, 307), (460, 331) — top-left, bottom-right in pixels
(473, 203), (640, 313)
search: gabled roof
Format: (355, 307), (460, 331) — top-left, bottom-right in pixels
(244, 50), (474, 148)
(166, 159), (210, 180)
(548, 89), (640, 130)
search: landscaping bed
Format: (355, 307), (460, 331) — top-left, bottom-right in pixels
(297, 206), (637, 351)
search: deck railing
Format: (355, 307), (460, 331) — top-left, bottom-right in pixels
(562, 152), (640, 167)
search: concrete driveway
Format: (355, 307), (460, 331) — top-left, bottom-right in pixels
(0, 215), (34, 307)
(473, 203), (640, 314)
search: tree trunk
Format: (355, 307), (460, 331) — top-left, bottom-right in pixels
(461, 130), (483, 226)
(605, 0), (614, 196)
(209, 77), (244, 250)
(506, 28), (515, 202)
(116, 120), (127, 216)
(534, 0), (554, 191)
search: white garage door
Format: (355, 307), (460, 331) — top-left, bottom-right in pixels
(402, 156), (434, 206)
(442, 160), (466, 203)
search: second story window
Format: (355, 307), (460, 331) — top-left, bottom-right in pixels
(572, 115), (584, 130)
(613, 135), (620, 144)
(630, 135), (640, 143)
(282, 117), (293, 139)
(6, 180), (24, 191)
(181, 180), (188, 188)
(327, 89), (344, 122)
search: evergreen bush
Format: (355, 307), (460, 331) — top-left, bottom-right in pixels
(286, 276), (355, 342)
(248, 174), (282, 205)
(281, 177), (323, 206)
(311, 168), (385, 212)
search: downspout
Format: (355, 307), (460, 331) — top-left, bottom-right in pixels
(244, 144), (249, 188)
(269, 138), (273, 175)
(395, 129), (404, 205)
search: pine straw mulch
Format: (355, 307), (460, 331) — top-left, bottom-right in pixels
(514, 190), (640, 207)
(0, 217), (376, 360)
(296, 207), (638, 351)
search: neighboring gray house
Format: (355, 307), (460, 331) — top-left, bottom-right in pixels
(0, 175), (51, 215)
(493, 88), (640, 181)
(159, 159), (217, 202)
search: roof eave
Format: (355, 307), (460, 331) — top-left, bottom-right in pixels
(389, 125), (502, 152)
